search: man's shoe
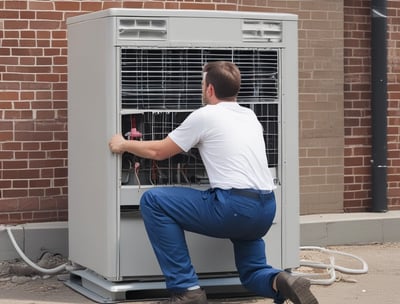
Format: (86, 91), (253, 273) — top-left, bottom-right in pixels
(159, 288), (208, 304)
(275, 271), (318, 304)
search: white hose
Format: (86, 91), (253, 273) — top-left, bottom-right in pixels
(291, 246), (369, 285)
(6, 226), (68, 275)
(3, 225), (369, 283)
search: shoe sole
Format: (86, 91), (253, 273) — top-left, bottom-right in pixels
(289, 276), (318, 304)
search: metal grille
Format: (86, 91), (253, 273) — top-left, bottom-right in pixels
(121, 112), (206, 186)
(119, 48), (280, 186)
(250, 104), (279, 167)
(120, 48), (279, 109)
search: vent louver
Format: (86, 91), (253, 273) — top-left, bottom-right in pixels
(118, 18), (167, 40)
(242, 20), (282, 42)
(120, 48), (279, 110)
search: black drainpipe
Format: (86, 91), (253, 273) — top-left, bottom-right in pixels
(370, 0), (388, 212)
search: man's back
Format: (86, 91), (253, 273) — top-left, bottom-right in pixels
(169, 102), (275, 190)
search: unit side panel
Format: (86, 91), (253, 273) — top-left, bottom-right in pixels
(280, 20), (299, 269)
(120, 212), (281, 278)
(68, 17), (119, 279)
(120, 213), (240, 278)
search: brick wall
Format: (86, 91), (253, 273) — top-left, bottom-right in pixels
(344, 0), (400, 212)
(296, 1), (345, 214)
(1, 0), (382, 224)
(0, 0), (70, 223)
(343, 0), (371, 212)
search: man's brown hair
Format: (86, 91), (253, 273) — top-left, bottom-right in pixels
(203, 61), (241, 101)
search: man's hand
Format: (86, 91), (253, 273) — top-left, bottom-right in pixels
(109, 134), (126, 154)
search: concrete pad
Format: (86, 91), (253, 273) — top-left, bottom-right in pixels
(300, 210), (400, 246)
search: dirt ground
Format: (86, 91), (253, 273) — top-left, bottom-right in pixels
(0, 242), (399, 304)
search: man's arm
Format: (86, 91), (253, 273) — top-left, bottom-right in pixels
(109, 134), (183, 161)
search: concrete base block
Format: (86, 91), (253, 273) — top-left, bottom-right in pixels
(300, 211), (400, 246)
(0, 222), (68, 261)
(1, 211), (400, 262)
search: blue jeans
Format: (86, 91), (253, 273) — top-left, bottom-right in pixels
(140, 186), (282, 301)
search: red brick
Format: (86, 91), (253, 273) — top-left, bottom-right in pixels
(3, 189), (28, 198)
(0, 91), (18, 100)
(15, 121), (34, 130)
(37, 40), (50, 47)
(37, 11), (63, 20)
(0, 132), (13, 141)
(30, 20), (61, 30)
(81, 2), (103, 11)
(29, 159), (64, 169)
(0, 48), (11, 56)
(9, 213), (23, 223)
(2, 142), (21, 150)
(45, 188), (61, 196)
(28, 1), (54, 10)
(122, 1), (143, 9)
(21, 212), (34, 221)
(36, 57), (52, 65)
(4, 110), (33, 119)
(0, 214), (10, 222)
(36, 73), (60, 82)
(33, 211), (58, 221)
(41, 142), (61, 150)
(0, 180), (12, 189)
(54, 131), (67, 141)
(18, 198), (40, 211)
(19, 10), (35, 19)
(19, 57), (35, 65)
(14, 151), (29, 159)
(15, 131), (53, 142)
(54, 178), (67, 187)
(13, 180), (28, 188)
(0, 199), (19, 212)
(0, 10), (19, 18)
(29, 179), (51, 188)
(52, 30), (66, 39)
(4, 20), (29, 29)
(29, 189), (45, 197)
(102, 1), (123, 9)
(3, 169), (40, 179)
(3, 161), (28, 170)
(54, 1), (80, 11)
(14, 101), (31, 109)
(49, 150), (67, 159)
(5, 0), (27, 9)
(11, 48), (43, 56)
(4, 30), (19, 38)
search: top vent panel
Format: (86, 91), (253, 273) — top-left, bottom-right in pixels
(242, 20), (282, 42)
(118, 18), (167, 40)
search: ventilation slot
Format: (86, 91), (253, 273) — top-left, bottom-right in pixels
(242, 20), (282, 42)
(118, 18), (167, 40)
(120, 48), (279, 110)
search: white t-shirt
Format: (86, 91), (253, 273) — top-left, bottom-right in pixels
(168, 102), (276, 191)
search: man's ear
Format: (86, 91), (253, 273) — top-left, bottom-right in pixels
(207, 84), (214, 97)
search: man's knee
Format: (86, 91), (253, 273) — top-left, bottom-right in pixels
(140, 188), (163, 212)
(140, 189), (156, 217)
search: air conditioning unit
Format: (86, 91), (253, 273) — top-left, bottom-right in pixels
(66, 8), (299, 303)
